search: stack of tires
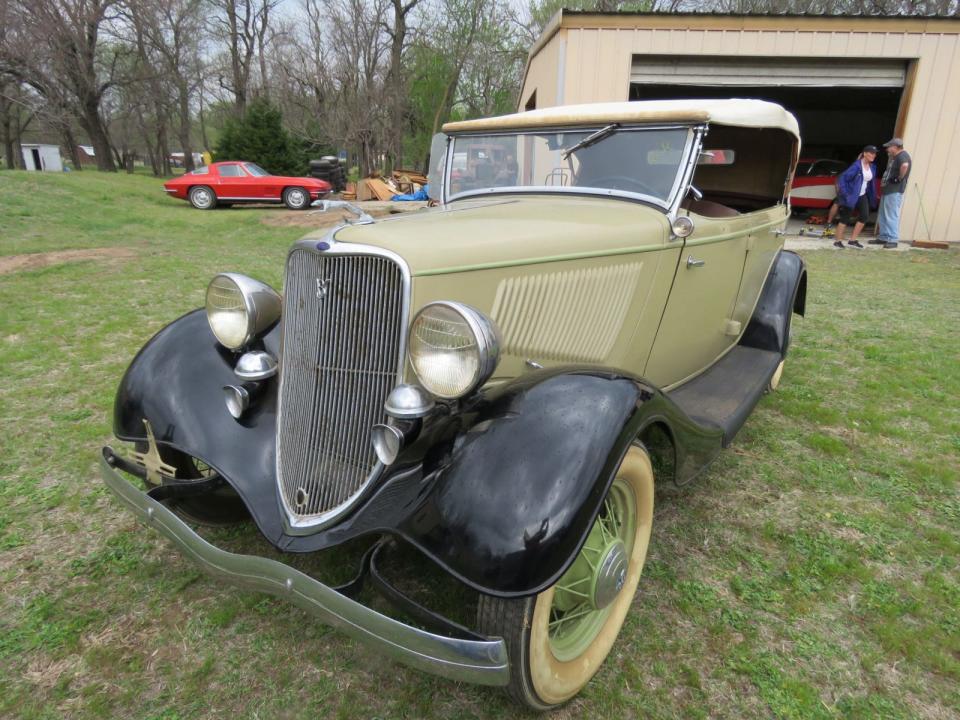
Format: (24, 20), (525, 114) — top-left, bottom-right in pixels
(309, 156), (346, 192)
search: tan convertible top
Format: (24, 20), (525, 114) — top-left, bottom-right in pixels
(442, 99), (800, 140)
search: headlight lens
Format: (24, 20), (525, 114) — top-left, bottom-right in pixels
(408, 302), (500, 399)
(205, 273), (281, 350)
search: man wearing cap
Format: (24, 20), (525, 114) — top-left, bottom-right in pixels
(875, 138), (911, 249)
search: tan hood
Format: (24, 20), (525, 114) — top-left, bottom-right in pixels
(321, 196), (670, 276)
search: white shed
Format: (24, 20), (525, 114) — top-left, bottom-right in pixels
(21, 143), (63, 172)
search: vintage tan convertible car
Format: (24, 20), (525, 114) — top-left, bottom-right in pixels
(101, 99), (807, 710)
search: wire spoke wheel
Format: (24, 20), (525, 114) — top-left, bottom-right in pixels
(477, 445), (654, 710)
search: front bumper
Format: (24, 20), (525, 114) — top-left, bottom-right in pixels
(99, 448), (510, 687)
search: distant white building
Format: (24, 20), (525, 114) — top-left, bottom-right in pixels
(170, 151), (204, 167)
(21, 143), (63, 172)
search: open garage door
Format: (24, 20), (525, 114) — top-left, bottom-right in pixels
(630, 56), (907, 89)
(629, 54), (906, 208)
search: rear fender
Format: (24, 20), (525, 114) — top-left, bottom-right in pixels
(740, 249), (807, 356)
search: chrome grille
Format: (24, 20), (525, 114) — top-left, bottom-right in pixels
(276, 247), (406, 526)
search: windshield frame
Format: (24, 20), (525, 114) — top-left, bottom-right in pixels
(243, 162), (270, 177)
(442, 123), (700, 211)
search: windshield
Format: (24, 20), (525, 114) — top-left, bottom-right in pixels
(446, 126), (692, 206)
(243, 163), (270, 176)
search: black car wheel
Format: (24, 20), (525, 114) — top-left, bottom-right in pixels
(283, 186), (310, 210)
(477, 445), (655, 710)
(189, 185), (217, 210)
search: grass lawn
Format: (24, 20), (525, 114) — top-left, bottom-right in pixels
(1, 169), (958, 719)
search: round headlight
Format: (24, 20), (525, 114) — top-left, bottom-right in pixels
(408, 302), (500, 399)
(205, 273), (281, 350)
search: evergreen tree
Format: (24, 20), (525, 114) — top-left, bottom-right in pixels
(215, 97), (304, 175)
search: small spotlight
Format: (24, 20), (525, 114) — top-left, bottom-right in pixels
(223, 384), (250, 419)
(384, 384), (434, 419)
(371, 424), (404, 466)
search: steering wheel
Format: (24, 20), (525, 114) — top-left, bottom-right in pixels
(584, 175), (659, 197)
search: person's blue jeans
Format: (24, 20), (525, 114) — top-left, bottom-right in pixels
(877, 192), (904, 242)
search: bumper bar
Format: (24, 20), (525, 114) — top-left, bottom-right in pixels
(99, 448), (510, 686)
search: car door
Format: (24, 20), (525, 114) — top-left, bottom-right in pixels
(643, 219), (750, 388)
(214, 163), (248, 198)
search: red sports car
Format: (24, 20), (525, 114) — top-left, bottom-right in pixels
(163, 161), (331, 210)
(789, 158), (846, 210)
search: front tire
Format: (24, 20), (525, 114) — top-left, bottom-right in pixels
(283, 186), (310, 210)
(477, 445), (655, 710)
(189, 185), (217, 210)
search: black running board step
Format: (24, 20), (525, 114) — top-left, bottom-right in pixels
(665, 346), (781, 447)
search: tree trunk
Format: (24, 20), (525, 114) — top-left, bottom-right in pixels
(62, 126), (83, 170)
(78, 97), (117, 171)
(1, 103), (13, 170)
(178, 82), (195, 172)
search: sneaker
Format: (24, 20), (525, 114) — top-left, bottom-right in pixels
(883, 242), (898, 249)
(848, 240), (864, 248)
(833, 240), (844, 249)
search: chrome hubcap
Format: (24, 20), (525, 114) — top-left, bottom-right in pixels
(592, 540), (627, 610)
(194, 189), (211, 207)
(290, 190), (306, 205)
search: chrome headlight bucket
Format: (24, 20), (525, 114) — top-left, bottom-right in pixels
(205, 273), (281, 350)
(408, 302), (500, 400)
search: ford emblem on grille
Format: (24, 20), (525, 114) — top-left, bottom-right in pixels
(316, 277), (330, 298)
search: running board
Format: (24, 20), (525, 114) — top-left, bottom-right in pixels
(666, 345), (781, 447)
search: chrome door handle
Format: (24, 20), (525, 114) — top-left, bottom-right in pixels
(686, 256), (705, 268)
(770, 228), (786, 236)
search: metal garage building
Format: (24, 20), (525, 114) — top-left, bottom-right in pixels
(519, 12), (960, 245)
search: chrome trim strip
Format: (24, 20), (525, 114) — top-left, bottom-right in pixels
(216, 196), (283, 201)
(667, 125), (707, 234)
(276, 235), (412, 533)
(100, 453), (509, 686)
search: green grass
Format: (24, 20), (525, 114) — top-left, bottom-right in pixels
(1, 169), (958, 718)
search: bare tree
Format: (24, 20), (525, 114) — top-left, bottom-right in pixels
(125, 0), (205, 171)
(383, 0), (423, 168)
(0, 0), (127, 171)
(210, 0), (278, 115)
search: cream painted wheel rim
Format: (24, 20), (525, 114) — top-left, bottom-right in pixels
(527, 446), (654, 705)
(769, 360), (785, 391)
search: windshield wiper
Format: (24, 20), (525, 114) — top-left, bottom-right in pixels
(561, 123), (620, 160)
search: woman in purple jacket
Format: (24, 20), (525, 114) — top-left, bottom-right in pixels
(834, 145), (879, 249)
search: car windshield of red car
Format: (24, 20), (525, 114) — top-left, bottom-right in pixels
(243, 163), (270, 177)
(190, 166), (208, 175)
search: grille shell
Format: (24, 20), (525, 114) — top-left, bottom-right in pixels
(276, 244), (408, 529)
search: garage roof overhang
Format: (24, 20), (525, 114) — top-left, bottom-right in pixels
(520, 10), (960, 104)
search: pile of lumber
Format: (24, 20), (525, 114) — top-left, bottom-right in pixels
(352, 169), (429, 201)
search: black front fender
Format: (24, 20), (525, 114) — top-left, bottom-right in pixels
(392, 370), (720, 596)
(112, 312), (720, 597)
(113, 309), (283, 536)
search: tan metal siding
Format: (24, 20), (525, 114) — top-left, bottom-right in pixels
(523, 18), (960, 244)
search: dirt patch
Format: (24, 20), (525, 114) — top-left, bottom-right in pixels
(0, 247), (138, 275)
(259, 201), (429, 229)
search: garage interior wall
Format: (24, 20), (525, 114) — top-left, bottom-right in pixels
(520, 14), (960, 244)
